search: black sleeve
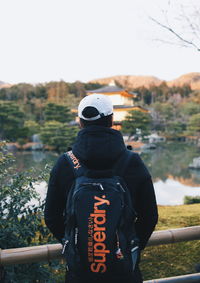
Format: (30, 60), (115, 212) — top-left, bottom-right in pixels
(135, 177), (158, 250)
(44, 154), (74, 242)
(125, 153), (158, 250)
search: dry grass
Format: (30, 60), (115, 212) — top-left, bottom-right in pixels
(141, 204), (200, 280)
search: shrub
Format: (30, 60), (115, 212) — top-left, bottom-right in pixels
(184, 195), (200, 204)
(0, 142), (61, 282)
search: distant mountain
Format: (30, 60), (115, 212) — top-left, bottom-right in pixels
(0, 81), (12, 89)
(89, 72), (200, 90)
(168, 72), (200, 90)
(1, 72), (200, 90)
(89, 75), (162, 90)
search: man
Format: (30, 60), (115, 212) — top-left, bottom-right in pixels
(44, 94), (158, 283)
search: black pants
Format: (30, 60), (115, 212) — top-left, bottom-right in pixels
(65, 265), (143, 283)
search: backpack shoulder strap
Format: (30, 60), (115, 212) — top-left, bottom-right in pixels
(65, 149), (133, 177)
(64, 150), (86, 178)
(114, 149), (133, 176)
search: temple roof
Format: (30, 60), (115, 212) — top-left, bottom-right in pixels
(87, 85), (123, 93)
(86, 85), (136, 96)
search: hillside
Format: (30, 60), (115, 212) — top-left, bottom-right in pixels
(168, 72), (200, 90)
(0, 80), (11, 89)
(89, 72), (200, 90)
(1, 72), (200, 90)
(89, 75), (162, 90)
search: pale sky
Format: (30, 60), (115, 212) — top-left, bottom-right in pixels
(0, 0), (200, 84)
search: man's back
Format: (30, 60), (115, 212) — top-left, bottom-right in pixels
(44, 94), (158, 283)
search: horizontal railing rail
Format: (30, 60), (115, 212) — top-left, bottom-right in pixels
(1, 226), (200, 282)
(1, 225), (200, 266)
(146, 225), (200, 246)
(144, 272), (200, 283)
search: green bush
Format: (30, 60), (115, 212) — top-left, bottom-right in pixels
(184, 195), (200, 204)
(0, 142), (63, 282)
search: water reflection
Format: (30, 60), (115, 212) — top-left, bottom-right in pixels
(154, 179), (200, 205)
(32, 151), (46, 163)
(13, 143), (200, 205)
(13, 150), (58, 172)
(141, 143), (200, 186)
(140, 142), (200, 205)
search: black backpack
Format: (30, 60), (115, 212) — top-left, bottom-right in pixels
(62, 150), (139, 281)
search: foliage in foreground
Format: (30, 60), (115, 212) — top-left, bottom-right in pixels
(1, 142), (200, 281)
(0, 143), (61, 282)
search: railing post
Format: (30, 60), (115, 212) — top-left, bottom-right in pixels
(0, 249), (5, 282)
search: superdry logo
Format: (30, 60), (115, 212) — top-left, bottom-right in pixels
(67, 151), (81, 170)
(88, 195), (110, 273)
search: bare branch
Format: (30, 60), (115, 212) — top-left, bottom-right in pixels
(192, 6), (200, 33)
(149, 16), (200, 51)
(180, 5), (200, 41)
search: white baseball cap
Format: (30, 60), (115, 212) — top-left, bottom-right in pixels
(78, 94), (113, 121)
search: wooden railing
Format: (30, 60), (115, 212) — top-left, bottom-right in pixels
(1, 226), (200, 282)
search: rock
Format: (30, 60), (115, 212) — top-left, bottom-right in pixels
(189, 157), (200, 169)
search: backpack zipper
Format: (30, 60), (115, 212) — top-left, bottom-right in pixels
(117, 182), (125, 192)
(82, 183), (104, 191)
(62, 228), (78, 255)
(75, 227), (78, 245)
(62, 239), (69, 255)
(72, 183), (104, 203)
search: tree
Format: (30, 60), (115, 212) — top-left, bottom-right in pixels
(191, 90), (200, 104)
(152, 102), (174, 126)
(35, 85), (48, 99)
(187, 113), (200, 136)
(40, 121), (78, 152)
(172, 84), (192, 98)
(44, 103), (73, 123)
(68, 81), (86, 98)
(24, 120), (40, 138)
(46, 81), (69, 103)
(0, 88), (7, 100)
(149, 82), (170, 103)
(0, 102), (25, 140)
(122, 110), (152, 136)
(133, 87), (152, 105)
(166, 121), (186, 138)
(6, 84), (34, 102)
(180, 102), (200, 116)
(84, 82), (104, 91)
(150, 1), (200, 51)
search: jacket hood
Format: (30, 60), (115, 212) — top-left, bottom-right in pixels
(72, 126), (126, 169)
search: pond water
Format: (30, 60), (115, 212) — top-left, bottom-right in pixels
(12, 142), (200, 205)
(140, 142), (200, 205)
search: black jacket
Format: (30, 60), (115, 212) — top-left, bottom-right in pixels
(44, 126), (158, 250)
